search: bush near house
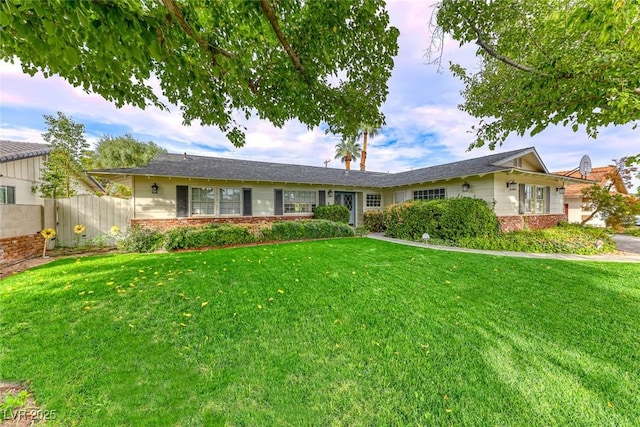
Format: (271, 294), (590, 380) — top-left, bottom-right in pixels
(383, 198), (499, 241)
(363, 210), (385, 232)
(457, 223), (615, 255)
(119, 220), (355, 252)
(313, 205), (350, 223)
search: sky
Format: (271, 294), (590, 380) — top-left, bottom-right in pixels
(0, 1), (638, 188)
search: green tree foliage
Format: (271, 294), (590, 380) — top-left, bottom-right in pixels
(89, 134), (167, 169)
(334, 139), (361, 171)
(1, 0), (399, 147)
(39, 112), (90, 198)
(428, 0), (640, 149)
(581, 184), (640, 229)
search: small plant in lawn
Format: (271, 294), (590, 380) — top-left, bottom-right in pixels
(0, 390), (29, 413)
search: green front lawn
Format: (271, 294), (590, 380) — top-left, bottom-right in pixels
(1, 238), (639, 426)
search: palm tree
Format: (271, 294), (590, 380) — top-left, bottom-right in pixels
(358, 123), (380, 171)
(334, 139), (361, 171)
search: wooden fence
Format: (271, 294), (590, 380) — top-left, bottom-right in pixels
(55, 195), (132, 247)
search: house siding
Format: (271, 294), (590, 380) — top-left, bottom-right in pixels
(132, 176), (379, 227)
(0, 155), (46, 205)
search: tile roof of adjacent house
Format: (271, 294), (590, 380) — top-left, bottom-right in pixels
(553, 165), (628, 197)
(90, 147), (542, 188)
(0, 140), (50, 162)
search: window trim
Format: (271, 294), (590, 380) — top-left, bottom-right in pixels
(0, 185), (16, 204)
(522, 184), (547, 214)
(365, 193), (382, 208)
(413, 188), (446, 201)
(219, 187), (242, 216)
(283, 190), (316, 214)
(190, 186), (216, 216)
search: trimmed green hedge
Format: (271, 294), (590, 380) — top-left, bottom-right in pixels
(383, 198), (499, 241)
(363, 210), (385, 232)
(119, 220), (355, 253)
(313, 205), (350, 223)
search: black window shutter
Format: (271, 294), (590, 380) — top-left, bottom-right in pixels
(243, 188), (252, 216)
(319, 190), (326, 206)
(545, 186), (551, 214)
(176, 185), (189, 217)
(518, 184), (525, 214)
(274, 189), (283, 215)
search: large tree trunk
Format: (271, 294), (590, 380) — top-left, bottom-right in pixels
(360, 131), (368, 171)
(345, 154), (352, 170)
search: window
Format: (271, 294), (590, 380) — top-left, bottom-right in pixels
(219, 188), (241, 215)
(523, 185), (546, 214)
(0, 186), (15, 204)
(191, 187), (215, 215)
(284, 190), (316, 213)
(413, 188), (445, 200)
(366, 193), (382, 208)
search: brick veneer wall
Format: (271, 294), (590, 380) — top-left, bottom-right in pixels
(131, 215), (312, 230)
(498, 214), (567, 233)
(0, 233), (43, 267)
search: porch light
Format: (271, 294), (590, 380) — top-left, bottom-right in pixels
(151, 182), (159, 194)
(328, 189), (333, 197)
(461, 182), (470, 192)
(556, 186), (565, 194)
(506, 180), (517, 191)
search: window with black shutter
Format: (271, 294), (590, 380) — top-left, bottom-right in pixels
(243, 188), (252, 216)
(274, 189), (283, 215)
(176, 185), (189, 217)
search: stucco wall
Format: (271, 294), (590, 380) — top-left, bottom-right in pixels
(0, 204), (43, 239)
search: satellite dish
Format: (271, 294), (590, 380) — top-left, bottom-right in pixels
(579, 155), (592, 178)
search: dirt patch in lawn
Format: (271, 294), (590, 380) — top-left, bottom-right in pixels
(0, 382), (47, 426)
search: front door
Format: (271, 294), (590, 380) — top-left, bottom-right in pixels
(334, 191), (356, 225)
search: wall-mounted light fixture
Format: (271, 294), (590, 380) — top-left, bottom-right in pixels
(556, 186), (565, 194)
(461, 182), (470, 192)
(327, 189), (333, 197)
(506, 180), (517, 191)
(151, 183), (159, 194)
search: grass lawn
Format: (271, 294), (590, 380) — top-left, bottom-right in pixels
(1, 238), (639, 426)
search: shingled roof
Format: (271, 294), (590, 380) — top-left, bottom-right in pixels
(90, 147), (542, 188)
(0, 140), (50, 162)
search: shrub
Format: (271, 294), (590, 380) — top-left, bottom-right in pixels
(164, 224), (256, 250)
(624, 226), (640, 237)
(314, 205), (350, 223)
(119, 226), (164, 253)
(363, 210), (385, 232)
(383, 198), (499, 241)
(458, 225), (615, 255)
(119, 220), (355, 253)
(270, 220), (354, 241)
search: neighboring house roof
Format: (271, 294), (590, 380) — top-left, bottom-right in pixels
(90, 146), (560, 188)
(0, 140), (50, 162)
(554, 165), (628, 197)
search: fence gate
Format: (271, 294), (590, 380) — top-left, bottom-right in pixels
(55, 195), (132, 247)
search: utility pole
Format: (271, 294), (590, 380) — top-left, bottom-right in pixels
(324, 159), (331, 168)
